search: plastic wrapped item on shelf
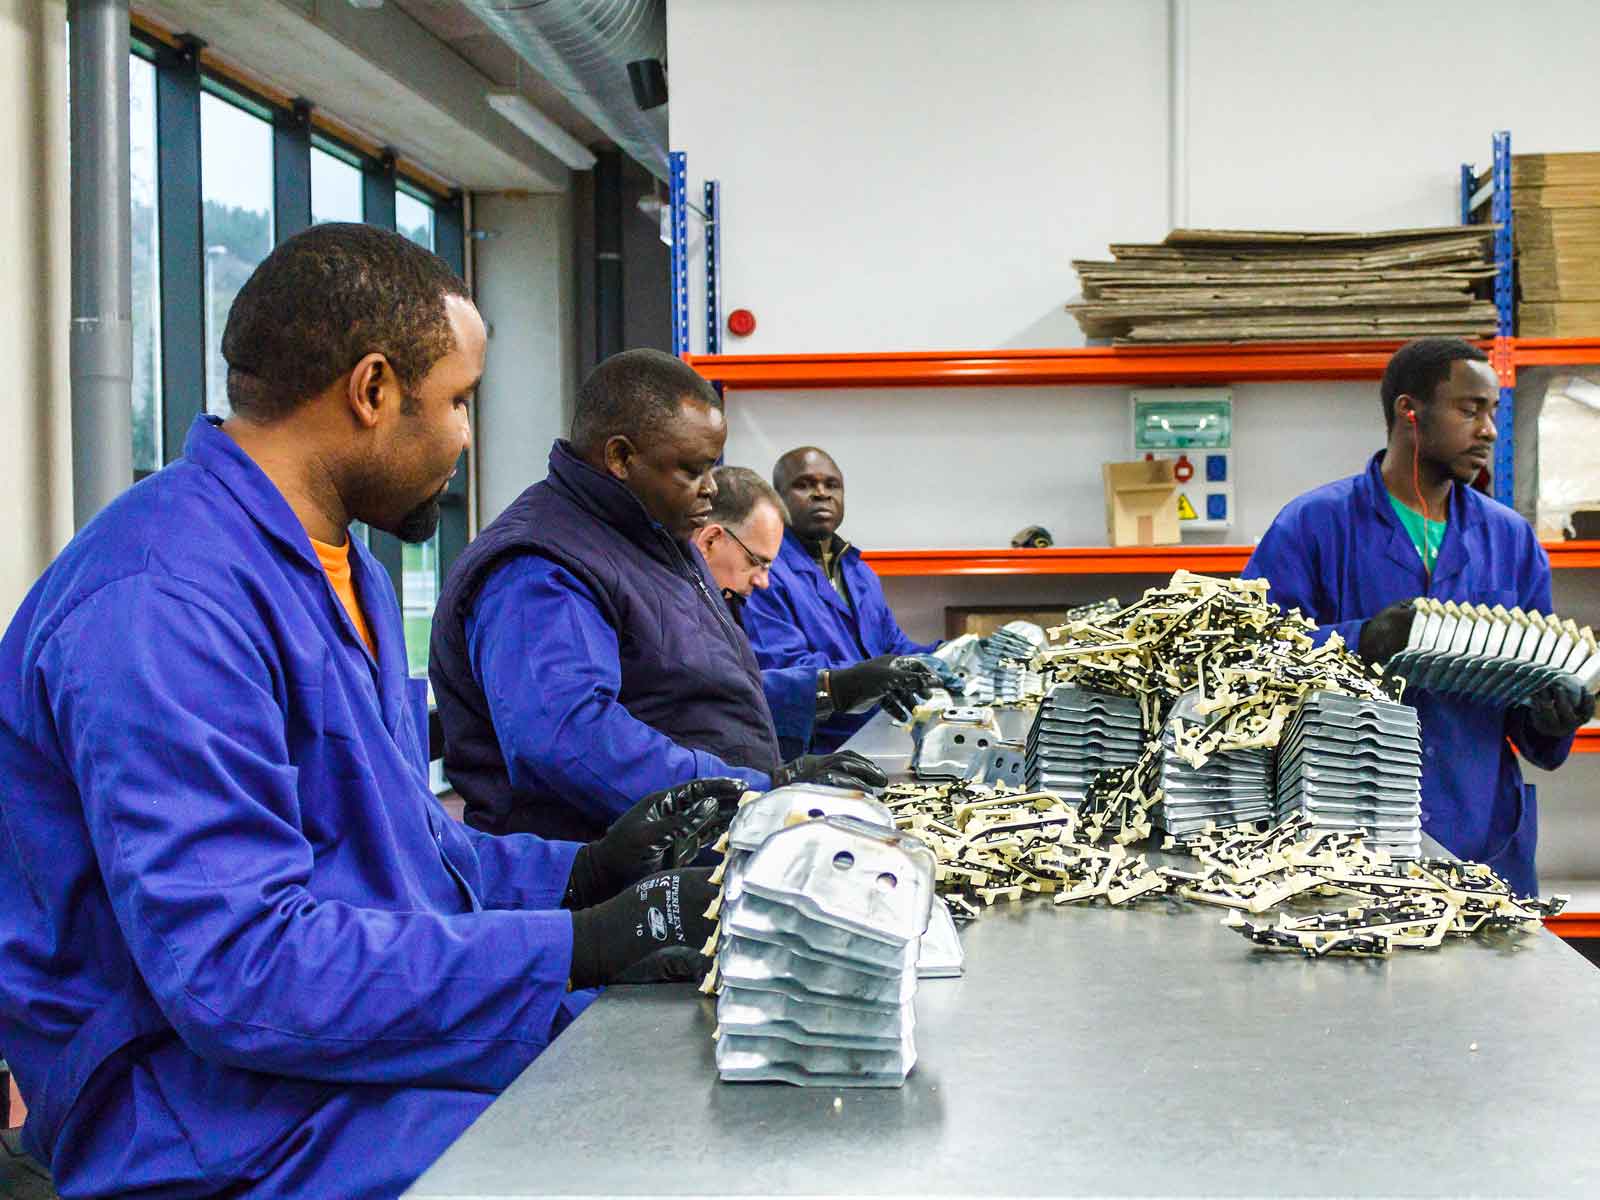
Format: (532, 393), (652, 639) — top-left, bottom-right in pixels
(911, 706), (1006, 781)
(1386, 600), (1600, 707)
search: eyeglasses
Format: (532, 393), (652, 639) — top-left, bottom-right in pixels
(722, 523), (773, 571)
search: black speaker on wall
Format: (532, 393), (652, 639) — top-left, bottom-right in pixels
(627, 58), (668, 111)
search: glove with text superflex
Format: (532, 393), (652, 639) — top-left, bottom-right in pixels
(568, 868), (720, 988)
(564, 777), (745, 910)
(771, 749), (889, 793)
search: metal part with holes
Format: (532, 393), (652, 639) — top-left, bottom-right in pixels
(911, 707), (1004, 780)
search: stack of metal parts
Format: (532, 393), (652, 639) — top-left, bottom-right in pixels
(911, 706), (1007, 782)
(1024, 684), (1143, 803)
(1153, 692), (1274, 836)
(708, 806), (937, 1087)
(978, 621), (1047, 704)
(1386, 599), (1600, 706)
(1273, 691), (1423, 858)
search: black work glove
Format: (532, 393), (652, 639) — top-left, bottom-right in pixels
(564, 777), (745, 910)
(829, 655), (942, 720)
(1527, 677), (1597, 739)
(1357, 599), (1418, 665)
(771, 749), (889, 793)
(568, 869), (719, 988)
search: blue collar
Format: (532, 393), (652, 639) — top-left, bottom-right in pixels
(1361, 449), (1483, 591)
(779, 528), (857, 618)
(545, 439), (683, 567)
(185, 415), (329, 575)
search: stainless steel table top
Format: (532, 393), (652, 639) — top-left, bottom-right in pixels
(408, 714), (1600, 1199)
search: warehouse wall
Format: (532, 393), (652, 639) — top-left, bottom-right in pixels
(0, 0), (72, 624)
(474, 191), (580, 524)
(670, 0), (1600, 354)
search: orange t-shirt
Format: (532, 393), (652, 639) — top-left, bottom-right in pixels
(310, 536), (377, 656)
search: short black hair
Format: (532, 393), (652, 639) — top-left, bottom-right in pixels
(772, 445), (841, 493)
(570, 349), (720, 454)
(1379, 337), (1489, 429)
(707, 466), (789, 528)
(222, 222), (470, 420)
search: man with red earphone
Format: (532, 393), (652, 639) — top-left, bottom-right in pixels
(1244, 337), (1591, 895)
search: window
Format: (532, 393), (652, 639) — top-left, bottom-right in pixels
(200, 88), (275, 418)
(311, 142), (363, 225)
(395, 187), (441, 677)
(129, 34), (469, 768)
(130, 52), (162, 474)
(397, 188), (435, 252)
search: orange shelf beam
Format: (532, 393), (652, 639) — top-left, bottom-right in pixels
(863, 545), (1255, 577)
(863, 542), (1600, 577)
(1577, 727), (1600, 755)
(1546, 913), (1600, 939)
(688, 337), (1600, 391)
(688, 342), (1410, 389)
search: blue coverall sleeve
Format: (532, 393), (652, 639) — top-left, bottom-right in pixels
(44, 576), (574, 1091)
(465, 827), (583, 912)
(761, 665), (818, 758)
(743, 586), (838, 672)
(1503, 538), (1575, 770)
(467, 557), (771, 825)
(1243, 514), (1366, 652)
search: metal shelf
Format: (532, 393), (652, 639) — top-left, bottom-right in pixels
(687, 337), (1600, 392)
(863, 542), (1600, 577)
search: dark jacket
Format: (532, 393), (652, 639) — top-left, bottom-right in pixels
(431, 440), (781, 839)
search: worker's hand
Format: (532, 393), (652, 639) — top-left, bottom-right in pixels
(882, 657), (943, 722)
(1527, 677), (1597, 739)
(568, 869), (719, 988)
(829, 655), (942, 719)
(565, 777), (745, 910)
(771, 749), (889, 793)
(1357, 600), (1418, 665)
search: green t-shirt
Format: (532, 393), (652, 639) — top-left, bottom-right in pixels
(1388, 493), (1447, 572)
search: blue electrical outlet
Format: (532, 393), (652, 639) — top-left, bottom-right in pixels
(1207, 493), (1228, 521)
(1206, 454), (1228, 482)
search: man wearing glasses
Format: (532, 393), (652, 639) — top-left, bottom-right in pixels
(690, 467), (939, 758)
(430, 351), (885, 843)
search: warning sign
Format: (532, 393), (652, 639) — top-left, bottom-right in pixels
(1177, 493), (1198, 521)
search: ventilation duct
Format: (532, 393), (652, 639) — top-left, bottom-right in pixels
(461, 0), (668, 179)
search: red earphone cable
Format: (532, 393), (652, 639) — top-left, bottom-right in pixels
(1409, 410), (1433, 584)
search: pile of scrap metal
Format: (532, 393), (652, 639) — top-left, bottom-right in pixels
(877, 779), (1566, 960)
(1039, 570), (1398, 764)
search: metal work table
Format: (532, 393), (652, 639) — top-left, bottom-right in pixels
(409, 715), (1600, 1199)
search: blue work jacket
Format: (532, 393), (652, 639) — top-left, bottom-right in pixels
(743, 530), (936, 750)
(725, 590), (819, 759)
(0, 417), (585, 1199)
(1244, 451), (1573, 894)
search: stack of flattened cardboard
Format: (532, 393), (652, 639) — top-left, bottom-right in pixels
(1508, 153), (1600, 336)
(1068, 227), (1499, 343)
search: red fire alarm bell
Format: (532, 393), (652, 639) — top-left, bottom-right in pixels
(728, 308), (757, 337)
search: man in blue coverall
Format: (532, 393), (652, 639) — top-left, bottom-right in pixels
(689, 466), (940, 758)
(743, 446), (939, 750)
(430, 351), (885, 842)
(0, 224), (737, 1199)
(1244, 337), (1594, 894)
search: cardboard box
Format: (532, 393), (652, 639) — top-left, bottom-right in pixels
(1103, 459), (1180, 546)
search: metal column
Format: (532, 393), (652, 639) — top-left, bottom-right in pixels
(669, 150), (690, 355)
(1460, 130), (1516, 507)
(594, 150), (624, 361)
(68, 0), (133, 528)
(1490, 129), (1515, 507)
(704, 179), (722, 354)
